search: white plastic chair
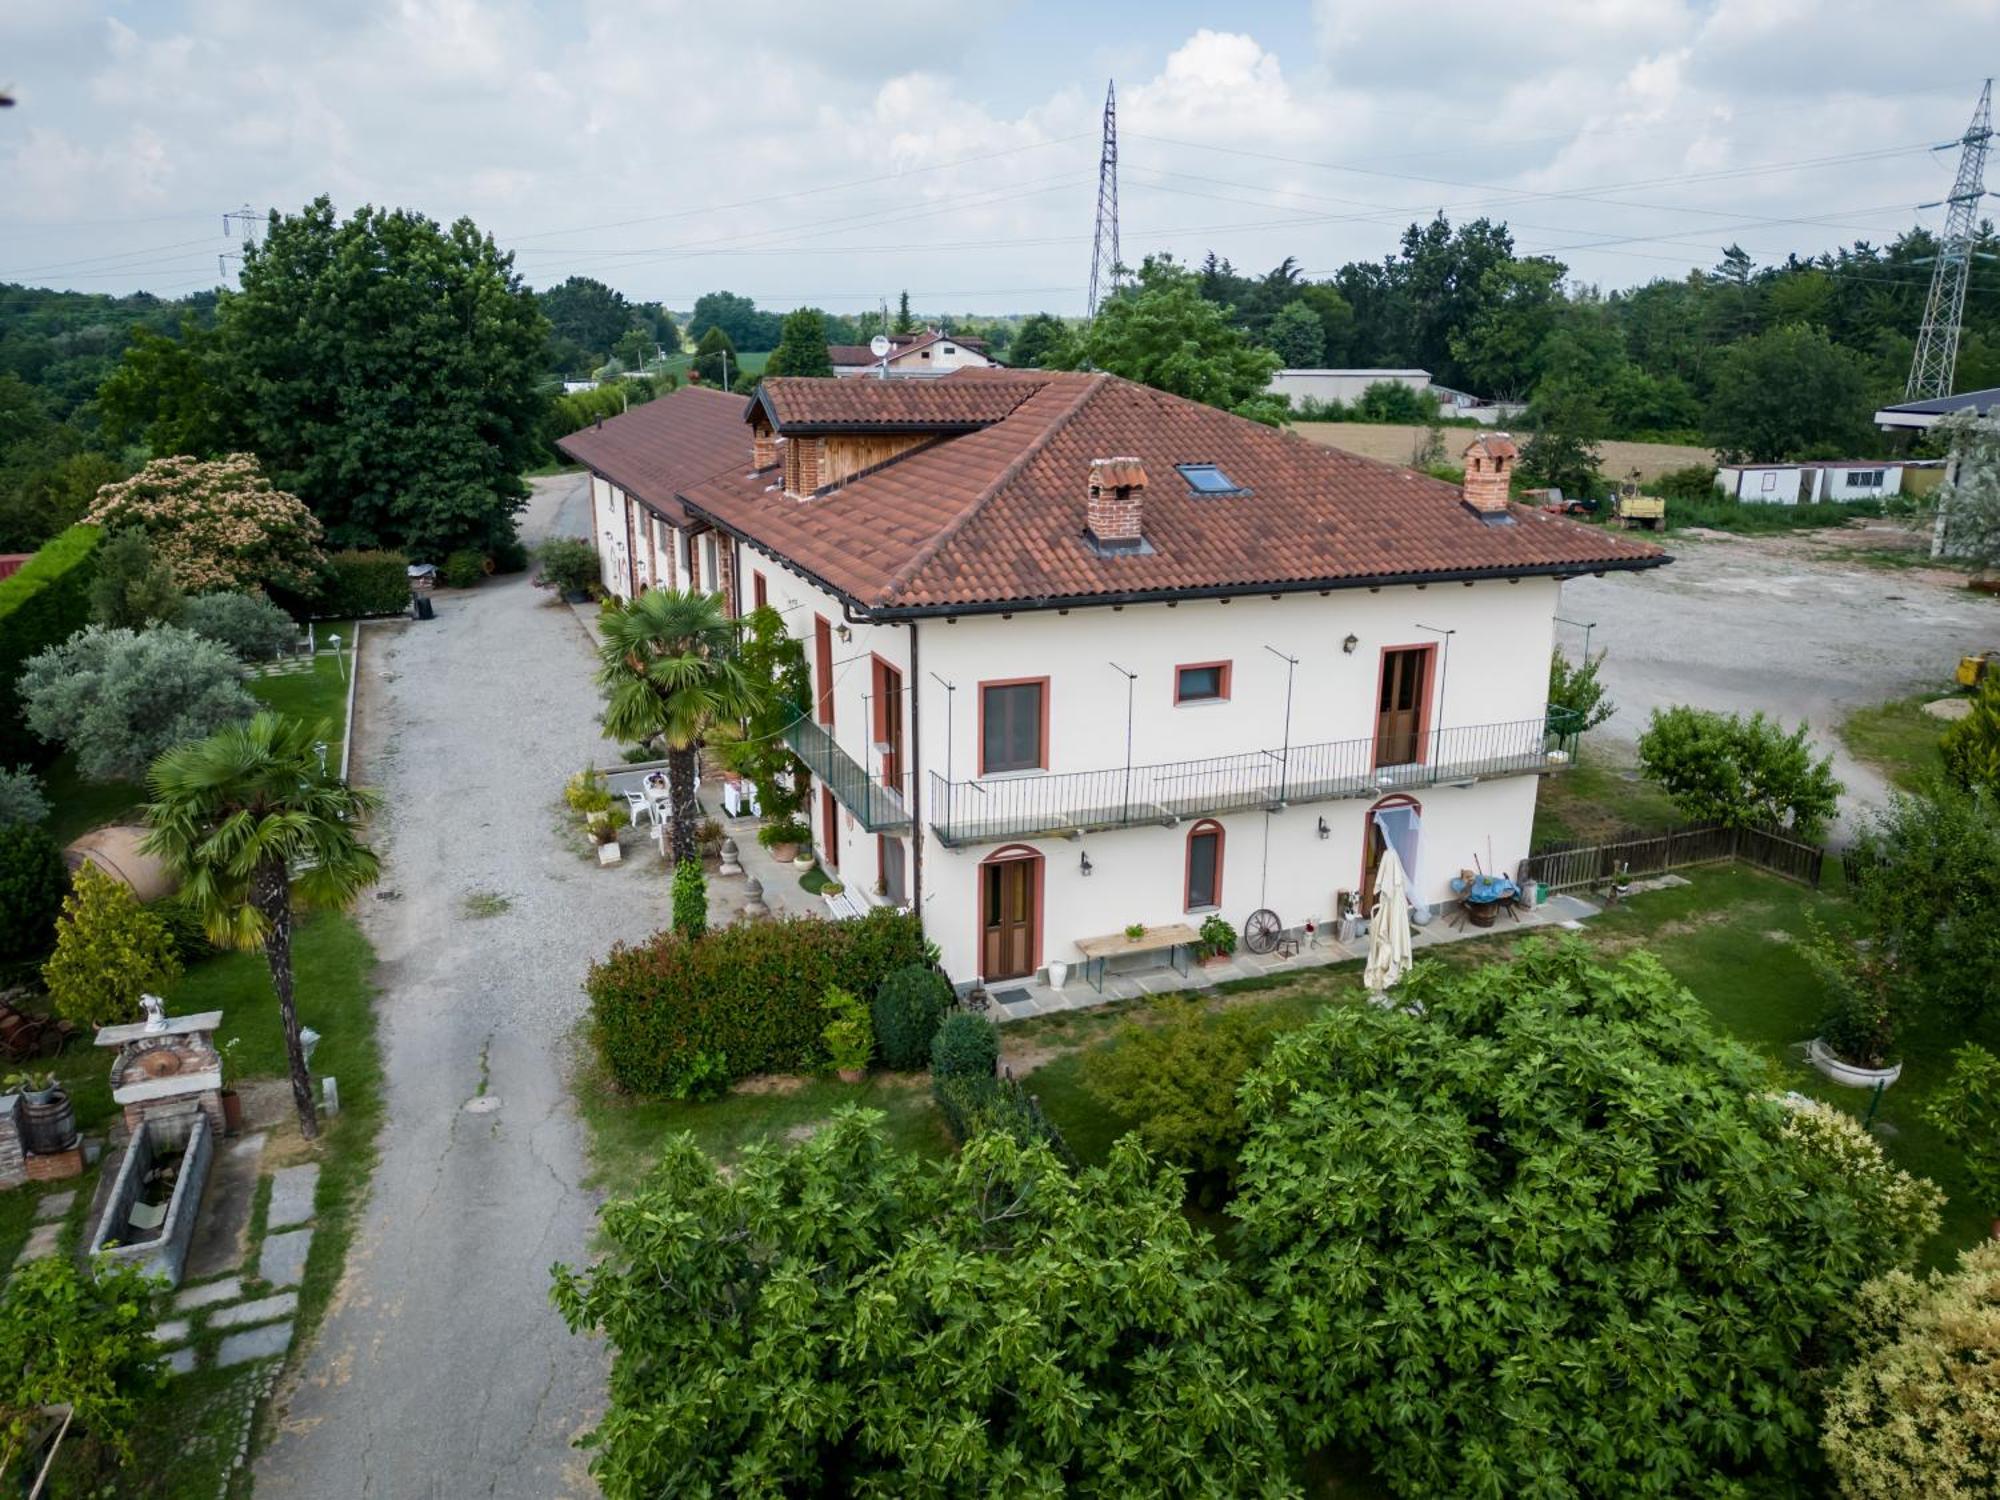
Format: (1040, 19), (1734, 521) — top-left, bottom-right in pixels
(624, 791), (653, 828)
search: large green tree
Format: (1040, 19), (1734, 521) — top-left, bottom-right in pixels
(143, 712), (380, 1139)
(594, 589), (758, 864)
(1264, 300), (1325, 367)
(1703, 323), (1872, 461)
(1849, 784), (2000, 1026)
(224, 197), (548, 556)
(1233, 940), (1939, 1499)
(764, 308), (836, 378)
(690, 325), (739, 388)
(552, 1111), (1297, 1499)
(537, 276), (635, 363)
(96, 320), (242, 459)
(1008, 311), (1071, 368)
(1055, 256), (1283, 423)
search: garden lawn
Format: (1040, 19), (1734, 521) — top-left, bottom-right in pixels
(41, 752), (143, 847)
(1530, 751), (1681, 845)
(1840, 693), (1951, 794)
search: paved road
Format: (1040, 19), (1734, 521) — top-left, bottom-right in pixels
(258, 472), (660, 1498)
(1564, 528), (1999, 837)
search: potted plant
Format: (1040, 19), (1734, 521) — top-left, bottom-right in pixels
(565, 767), (613, 822)
(1196, 914), (1238, 965)
(588, 813), (622, 865)
(821, 984), (872, 1084)
(4, 1070), (57, 1105)
(1124, 922), (1147, 943)
(1802, 922), (1905, 1089)
(6, 1071), (74, 1157)
(697, 818), (724, 860)
(537, 537), (601, 603)
(757, 818), (810, 862)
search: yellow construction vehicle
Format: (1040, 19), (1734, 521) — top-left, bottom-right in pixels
(1957, 651), (1998, 688)
(1612, 477), (1666, 531)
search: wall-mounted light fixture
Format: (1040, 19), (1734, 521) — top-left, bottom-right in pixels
(1317, 816), (1331, 840)
(1342, 633), (1359, 655)
(836, 623), (853, 644)
(1080, 850), (1094, 876)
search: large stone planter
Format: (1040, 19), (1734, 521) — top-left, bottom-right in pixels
(1806, 1038), (1903, 1090)
(89, 1112), (213, 1288)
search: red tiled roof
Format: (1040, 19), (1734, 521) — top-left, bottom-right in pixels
(829, 330), (991, 366)
(754, 374), (1044, 431)
(682, 372), (1667, 615)
(554, 385), (748, 526)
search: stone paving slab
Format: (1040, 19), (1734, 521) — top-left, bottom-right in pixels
(210, 1291), (297, 1330)
(19, 1223), (60, 1262)
(166, 1347), (198, 1377)
(266, 1163), (320, 1230)
(33, 1190), (74, 1223)
(185, 1132), (267, 1283)
(258, 1227), (313, 1289)
(154, 1318), (191, 1346)
(217, 1321), (293, 1368)
(174, 1276), (243, 1312)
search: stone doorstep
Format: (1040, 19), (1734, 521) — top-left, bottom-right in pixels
(209, 1291), (297, 1330)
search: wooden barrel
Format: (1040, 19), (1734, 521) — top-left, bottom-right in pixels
(20, 1089), (77, 1155)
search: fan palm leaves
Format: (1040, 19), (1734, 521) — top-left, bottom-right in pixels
(143, 712), (379, 1139)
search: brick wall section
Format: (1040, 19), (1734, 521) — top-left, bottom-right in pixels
(1086, 457), (1148, 542)
(717, 536), (737, 617)
(1461, 434), (1518, 514)
(753, 423), (778, 469)
(793, 437), (823, 496)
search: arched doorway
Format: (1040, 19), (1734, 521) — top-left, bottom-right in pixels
(978, 845), (1044, 981)
(1361, 795), (1422, 906)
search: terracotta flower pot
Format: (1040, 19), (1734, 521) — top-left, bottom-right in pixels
(837, 1067), (866, 1084)
(768, 842), (798, 862)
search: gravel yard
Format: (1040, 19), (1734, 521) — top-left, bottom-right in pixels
(1563, 521), (1998, 838)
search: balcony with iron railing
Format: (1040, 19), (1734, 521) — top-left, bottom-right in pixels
(780, 704), (912, 835)
(927, 711), (1583, 848)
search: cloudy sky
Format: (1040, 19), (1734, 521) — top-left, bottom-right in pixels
(3, 0), (1998, 316)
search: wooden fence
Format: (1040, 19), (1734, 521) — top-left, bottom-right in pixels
(1521, 821), (1825, 894)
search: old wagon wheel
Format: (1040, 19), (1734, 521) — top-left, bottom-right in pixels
(1242, 908), (1284, 955)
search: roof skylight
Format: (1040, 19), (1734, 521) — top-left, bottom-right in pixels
(1177, 463), (1245, 495)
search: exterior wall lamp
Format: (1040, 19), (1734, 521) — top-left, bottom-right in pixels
(1342, 634), (1359, 654)
(1317, 816), (1331, 839)
(1080, 850), (1094, 875)
(836, 623), (853, 643)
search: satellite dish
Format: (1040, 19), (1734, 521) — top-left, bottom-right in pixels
(869, 334), (891, 358)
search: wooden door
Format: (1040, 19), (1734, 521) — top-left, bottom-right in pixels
(1375, 647), (1430, 766)
(981, 858), (1036, 980)
(814, 617), (835, 726)
(873, 660), (904, 791)
(821, 786), (839, 871)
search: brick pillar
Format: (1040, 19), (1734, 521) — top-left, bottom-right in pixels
(753, 422), (777, 469)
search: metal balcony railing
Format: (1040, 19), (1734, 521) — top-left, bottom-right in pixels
(780, 708), (912, 835)
(927, 712), (1582, 848)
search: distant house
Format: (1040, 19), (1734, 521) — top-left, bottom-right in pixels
(828, 328), (997, 379)
(1715, 459), (1946, 505)
(561, 380), (600, 395)
(1872, 386), (2000, 433)
(1267, 369), (1526, 426)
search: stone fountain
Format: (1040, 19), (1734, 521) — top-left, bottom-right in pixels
(87, 996), (225, 1285)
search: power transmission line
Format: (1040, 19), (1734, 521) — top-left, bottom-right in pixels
(1908, 79), (1993, 400)
(1087, 79), (1120, 319)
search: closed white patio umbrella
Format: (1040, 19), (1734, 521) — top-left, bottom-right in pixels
(1363, 842), (1414, 999)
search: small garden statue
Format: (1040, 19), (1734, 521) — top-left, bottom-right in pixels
(140, 992), (167, 1034)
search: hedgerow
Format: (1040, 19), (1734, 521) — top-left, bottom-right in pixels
(0, 524), (101, 766)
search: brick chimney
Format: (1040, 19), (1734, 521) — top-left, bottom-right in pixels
(1461, 434), (1518, 515)
(783, 435), (823, 498)
(752, 418), (777, 470)
(1087, 457), (1148, 548)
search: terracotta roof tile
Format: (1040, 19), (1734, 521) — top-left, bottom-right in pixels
(554, 385), (748, 526)
(755, 374), (1045, 430)
(683, 372), (1667, 614)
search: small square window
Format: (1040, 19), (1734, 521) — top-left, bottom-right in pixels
(1176, 463), (1246, 495)
(1175, 663), (1230, 703)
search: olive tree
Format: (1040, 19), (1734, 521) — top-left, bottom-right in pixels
(552, 1109), (1297, 1499)
(1231, 940), (1935, 1499)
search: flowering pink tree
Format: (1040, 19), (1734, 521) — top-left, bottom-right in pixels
(86, 453), (325, 594)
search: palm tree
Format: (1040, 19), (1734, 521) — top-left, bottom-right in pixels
(595, 589), (760, 864)
(143, 713), (380, 1140)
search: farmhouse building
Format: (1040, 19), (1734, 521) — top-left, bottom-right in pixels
(828, 328), (996, 378)
(561, 373), (1666, 990)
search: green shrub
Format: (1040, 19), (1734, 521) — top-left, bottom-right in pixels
(932, 1072), (1074, 1162)
(1637, 704), (1842, 838)
(930, 1010), (998, 1080)
(318, 549), (410, 617)
(0, 1255), (167, 1468)
(42, 863), (181, 1027)
(1924, 1043), (2000, 1223)
(670, 859), (707, 941)
(586, 908), (927, 1094)
(0, 523), (101, 766)
(88, 527), (182, 630)
(489, 534), (530, 574)
(1651, 464), (1721, 502)
(1850, 785), (2000, 1026)
(564, 766), (612, 816)
(441, 548), (487, 589)
(1549, 648), (1615, 733)
(1941, 673), (2000, 794)
(872, 963), (953, 1071)
(821, 984), (872, 1073)
(1081, 1003), (1281, 1179)
(19, 624), (256, 782)
(0, 766), (48, 828)
(756, 818), (811, 850)
(538, 536), (599, 596)
(179, 591), (299, 662)
(0, 824), (68, 961)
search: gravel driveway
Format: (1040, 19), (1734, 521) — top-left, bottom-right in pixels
(1564, 526), (1999, 837)
(257, 472), (661, 1498)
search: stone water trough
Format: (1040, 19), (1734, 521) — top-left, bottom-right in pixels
(87, 1001), (226, 1288)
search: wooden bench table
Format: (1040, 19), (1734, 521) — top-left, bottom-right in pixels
(1073, 923), (1200, 994)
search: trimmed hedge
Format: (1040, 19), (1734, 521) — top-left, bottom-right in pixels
(441, 549), (486, 589)
(317, 549), (410, 618)
(873, 964), (954, 1071)
(0, 824), (69, 961)
(588, 908), (927, 1095)
(930, 1011), (999, 1079)
(0, 525), (101, 766)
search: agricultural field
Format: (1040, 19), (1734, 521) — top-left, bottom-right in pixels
(1294, 421), (1714, 483)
